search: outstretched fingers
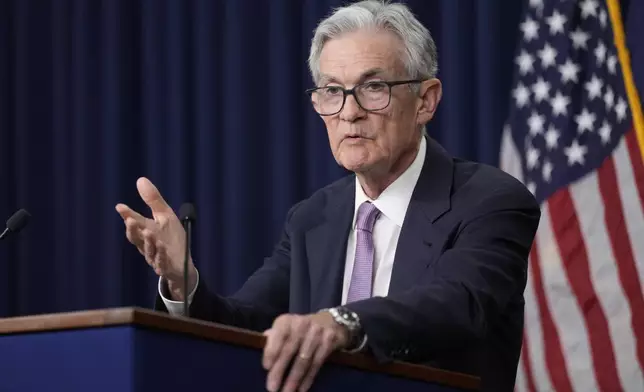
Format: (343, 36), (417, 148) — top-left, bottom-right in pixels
(136, 177), (173, 217)
(124, 217), (145, 250)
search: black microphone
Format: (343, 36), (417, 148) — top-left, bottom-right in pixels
(0, 209), (31, 241)
(178, 203), (196, 317)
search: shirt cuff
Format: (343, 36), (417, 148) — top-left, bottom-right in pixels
(158, 268), (200, 316)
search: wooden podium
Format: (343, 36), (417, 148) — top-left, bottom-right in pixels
(0, 307), (480, 391)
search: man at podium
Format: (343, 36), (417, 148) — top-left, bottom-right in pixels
(116, 1), (540, 391)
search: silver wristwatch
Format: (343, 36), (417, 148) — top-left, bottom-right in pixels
(327, 306), (364, 350)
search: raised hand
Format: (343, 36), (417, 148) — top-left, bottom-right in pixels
(115, 177), (197, 300)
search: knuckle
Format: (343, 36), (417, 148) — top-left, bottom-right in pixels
(291, 361), (306, 374)
(284, 339), (301, 355)
(264, 347), (277, 359)
(275, 314), (292, 327)
(155, 241), (165, 252)
(262, 348), (275, 363)
(322, 338), (334, 353)
(322, 328), (335, 341)
(144, 229), (155, 240)
(268, 351), (283, 365)
(296, 355), (310, 366)
(291, 318), (304, 332)
(288, 371), (305, 386)
(308, 323), (322, 336)
(295, 316), (310, 331)
(264, 339), (280, 354)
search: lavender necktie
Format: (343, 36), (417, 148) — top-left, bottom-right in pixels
(346, 201), (381, 303)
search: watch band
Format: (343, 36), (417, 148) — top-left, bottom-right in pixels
(327, 307), (365, 351)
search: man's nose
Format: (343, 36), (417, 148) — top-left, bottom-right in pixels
(339, 93), (366, 121)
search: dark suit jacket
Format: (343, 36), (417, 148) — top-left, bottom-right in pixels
(155, 137), (541, 392)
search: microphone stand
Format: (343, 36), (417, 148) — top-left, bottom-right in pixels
(182, 218), (192, 317)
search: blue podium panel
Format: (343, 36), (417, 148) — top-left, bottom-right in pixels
(0, 325), (470, 392)
(0, 327), (136, 392)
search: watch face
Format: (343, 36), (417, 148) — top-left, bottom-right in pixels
(344, 312), (357, 323)
(334, 308), (363, 350)
(337, 307), (359, 328)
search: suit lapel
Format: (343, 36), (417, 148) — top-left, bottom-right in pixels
(388, 137), (454, 294)
(306, 178), (355, 311)
(305, 137), (455, 303)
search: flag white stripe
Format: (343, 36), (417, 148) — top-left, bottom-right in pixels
(500, 125), (525, 184)
(499, 127), (548, 392)
(537, 203), (598, 392)
(523, 220), (555, 392)
(613, 137), (644, 293)
(570, 171), (644, 390)
(514, 352), (529, 392)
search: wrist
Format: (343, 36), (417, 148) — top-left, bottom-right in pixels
(167, 263), (198, 301)
(333, 322), (351, 348)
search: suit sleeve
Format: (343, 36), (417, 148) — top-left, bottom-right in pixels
(154, 203), (299, 333)
(343, 185), (540, 363)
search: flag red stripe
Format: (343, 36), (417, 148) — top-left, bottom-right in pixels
(528, 238), (573, 392)
(548, 190), (623, 391)
(625, 129), (644, 212)
(597, 153), (644, 370)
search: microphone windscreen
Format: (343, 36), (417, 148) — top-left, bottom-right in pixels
(179, 203), (196, 222)
(6, 209), (31, 232)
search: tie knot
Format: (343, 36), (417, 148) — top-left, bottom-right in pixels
(355, 202), (380, 232)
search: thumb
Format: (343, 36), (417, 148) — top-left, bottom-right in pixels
(136, 177), (172, 216)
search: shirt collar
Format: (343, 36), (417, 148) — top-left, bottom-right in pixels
(353, 136), (427, 228)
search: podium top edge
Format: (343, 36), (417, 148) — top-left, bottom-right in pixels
(0, 307), (480, 390)
(0, 306), (261, 336)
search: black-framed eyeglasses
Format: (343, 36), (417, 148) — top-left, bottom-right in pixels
(305, 79), (425, 116)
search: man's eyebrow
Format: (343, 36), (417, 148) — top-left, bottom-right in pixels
(318, 68), (390, 86)
(317, 75), (339, 85)
(359, 68), (388, 81)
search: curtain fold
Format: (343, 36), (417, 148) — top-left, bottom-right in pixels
(0, 0), (523, 316)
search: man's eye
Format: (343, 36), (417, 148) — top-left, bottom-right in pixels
(364, 82), (387, 91)
(324, 87), (343, 95)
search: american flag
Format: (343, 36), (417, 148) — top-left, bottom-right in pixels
(499, 0), (644, 391)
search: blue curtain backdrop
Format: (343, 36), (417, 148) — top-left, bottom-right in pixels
(0, 0), (526, 317)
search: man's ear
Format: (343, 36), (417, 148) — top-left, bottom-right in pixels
(416, 78), (442, 126)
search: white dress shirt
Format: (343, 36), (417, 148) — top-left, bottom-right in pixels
(340, 136), (426, 304)
(161, 136), (427, 315)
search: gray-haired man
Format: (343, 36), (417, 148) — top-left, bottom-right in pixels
(116, 1), (540, 391)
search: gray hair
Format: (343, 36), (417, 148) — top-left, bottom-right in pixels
(307, 0), (438, 86)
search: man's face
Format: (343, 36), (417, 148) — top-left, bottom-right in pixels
(316, 29), (440, 174)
